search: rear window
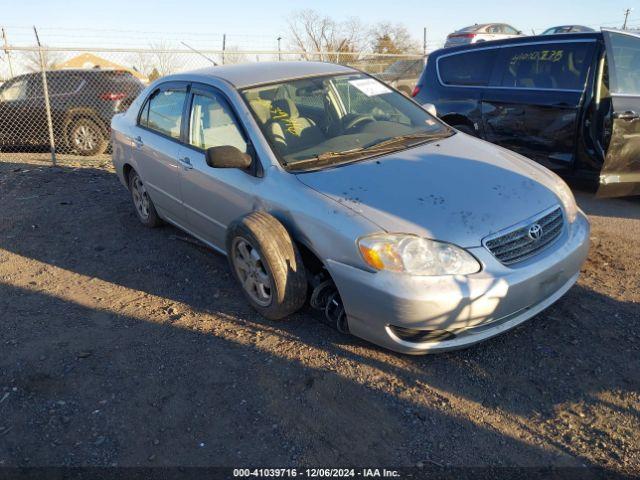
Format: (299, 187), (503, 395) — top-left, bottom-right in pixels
(497, 42), (594, 90)
(140, 87), (187, 139)
(438, 49), (498, 86)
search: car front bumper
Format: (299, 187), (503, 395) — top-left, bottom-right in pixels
(326, 212), (590, 354)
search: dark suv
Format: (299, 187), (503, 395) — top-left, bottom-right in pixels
(0, 69), (144, 156)
(413, 29), (640, 197)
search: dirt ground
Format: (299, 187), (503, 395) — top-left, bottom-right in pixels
(0, 154), (638, 475)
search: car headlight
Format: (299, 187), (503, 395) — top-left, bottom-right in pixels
(554, 180), (578, 223)
(358, 234), (481, 276)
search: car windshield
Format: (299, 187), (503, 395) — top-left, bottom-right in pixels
(241, 72), (451, 170)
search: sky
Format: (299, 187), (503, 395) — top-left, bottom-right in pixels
(1, 0), (637, 50)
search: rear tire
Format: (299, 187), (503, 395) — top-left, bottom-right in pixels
(226, 212), (307, 320)
(128, 169), (162, 228)
(67, 117), (108, 156)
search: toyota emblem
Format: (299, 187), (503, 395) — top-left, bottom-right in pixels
(528, 223), (543, 241)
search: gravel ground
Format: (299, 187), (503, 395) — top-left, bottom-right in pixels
(0, 153), (638, 475)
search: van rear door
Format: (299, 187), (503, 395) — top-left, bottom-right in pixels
(597, 29), (640, 197)
(482, 39), (596, 168)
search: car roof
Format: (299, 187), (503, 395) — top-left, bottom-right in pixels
(544, 25), (595, 32)
(165, 61), (356, 89)
(436, 31), (601, 55)
(458, 23), (512, 31)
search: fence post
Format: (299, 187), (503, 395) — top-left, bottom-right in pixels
(2, 28), (14, 78)
(33, 27), (56, 166)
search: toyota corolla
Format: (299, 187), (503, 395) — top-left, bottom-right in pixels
(111, 62), (590, 354)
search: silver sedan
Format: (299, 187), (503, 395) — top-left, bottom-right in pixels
(111, 62), (590, 354)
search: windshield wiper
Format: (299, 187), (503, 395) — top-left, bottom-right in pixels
(286, 131), (451, 171)
(362, 131), (449, 150)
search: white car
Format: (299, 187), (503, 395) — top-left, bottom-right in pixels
(444, 23), (524, 48)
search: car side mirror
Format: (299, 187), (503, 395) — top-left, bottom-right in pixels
(205, 145), (252, 169)
(422, 103), (438, 117)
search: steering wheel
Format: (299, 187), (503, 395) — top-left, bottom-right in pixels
(344, 114), (375, 131)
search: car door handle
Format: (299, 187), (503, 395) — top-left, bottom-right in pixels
(132, 135), (144, 148)
(178, 156), (193, 169)
(614, 110), (640, 121)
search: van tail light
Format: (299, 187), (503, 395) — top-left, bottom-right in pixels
(411, 85), (421, 97)
(100, 92), (127, 101)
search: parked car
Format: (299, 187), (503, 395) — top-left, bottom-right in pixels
(377, 59), (425, 96)
(444, 23), (523, 47)
(542, 25), (596, 35)
(111, 62), (589, 354)
(0, 69), (143, 156)
(413, 29), (640, 198)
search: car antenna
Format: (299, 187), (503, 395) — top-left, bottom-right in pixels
(181, 41), (218, 66)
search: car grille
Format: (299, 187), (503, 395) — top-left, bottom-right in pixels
(484, 207), (564, 265)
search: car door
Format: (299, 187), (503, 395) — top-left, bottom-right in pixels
(131, 81), (189, 222)
(597, 30), (640, 197)
(179, 84), (259, 249)
(482, 39), (596, 168)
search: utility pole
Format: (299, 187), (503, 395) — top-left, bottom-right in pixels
(221, 33), (226, 65)
(2, 27), (14, 78)
(33, 26), (56, 166)
(623, 8), (633, 30)
(277, 36), (282, 61)
(423, 27), (427, 58)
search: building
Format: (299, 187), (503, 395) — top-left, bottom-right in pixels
(55, 53), (148, 82)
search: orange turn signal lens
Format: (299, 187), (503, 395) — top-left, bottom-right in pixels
(359, 244), (385, 270)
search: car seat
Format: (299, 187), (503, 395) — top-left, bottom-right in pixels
(268, 98), (325, 153)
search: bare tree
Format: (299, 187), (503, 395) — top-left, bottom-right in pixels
(130, 41), (183, 79)
(222, 45), (248, 65)
(287, 9), (364, 62)
(369, 23), (420, 54)
(21, 48), (63, 72)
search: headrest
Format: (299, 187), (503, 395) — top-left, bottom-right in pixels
(271, 98), (299, 119)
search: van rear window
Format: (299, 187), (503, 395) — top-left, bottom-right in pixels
(497, 42), (594, 90)
(438, 49), (498, 87)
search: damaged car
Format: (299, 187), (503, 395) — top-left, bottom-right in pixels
(413, 29), (640, 197)
(112, 62), (589, 354)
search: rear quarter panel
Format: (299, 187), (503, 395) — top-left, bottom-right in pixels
(110, 112), (134, 188)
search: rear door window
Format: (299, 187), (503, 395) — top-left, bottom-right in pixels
(438, 49), (499, 86)
(497, 41), (594, 90)
(0, 78), (28, 101)
(144, 87), (187, 139)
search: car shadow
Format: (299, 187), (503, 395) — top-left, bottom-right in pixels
(0, 281), (614, 470)
(0, 159), (637, 472)
(567, 180), (640, 221)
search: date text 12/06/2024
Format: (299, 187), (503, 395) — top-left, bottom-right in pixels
(233, 468), (401, 477)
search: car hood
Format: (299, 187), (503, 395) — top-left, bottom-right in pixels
(295, 133), (562, 248)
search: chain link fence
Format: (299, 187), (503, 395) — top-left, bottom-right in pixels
(0, 44), (424, 164)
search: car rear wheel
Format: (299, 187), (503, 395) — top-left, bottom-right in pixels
(128, 169), (162, 228)
(226, 212), (307, 320)
(68, 118), (108, 156)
